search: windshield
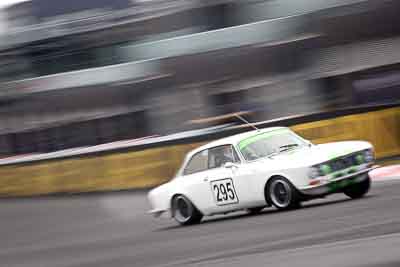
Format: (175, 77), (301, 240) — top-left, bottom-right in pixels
(238, 130), (307, 161)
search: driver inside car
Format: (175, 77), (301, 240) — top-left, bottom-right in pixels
(215, 146), (235, 167)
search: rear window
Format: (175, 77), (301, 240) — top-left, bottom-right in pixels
(183, 150), (208, 175)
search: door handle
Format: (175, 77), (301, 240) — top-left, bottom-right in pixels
(204, 177), (209, 182)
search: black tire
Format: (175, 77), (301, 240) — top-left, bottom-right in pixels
(246, 206), (265, 215)
(344, 176), (371, 199)
(171, 195), (203, 225)
(266, 177), (301, 210)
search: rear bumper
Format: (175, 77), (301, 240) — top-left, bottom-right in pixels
(299, 167), (375, 196)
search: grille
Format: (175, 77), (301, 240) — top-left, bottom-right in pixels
(330, 155), (357, 172)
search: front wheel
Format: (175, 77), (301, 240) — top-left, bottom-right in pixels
(344, 176), (371, 199)
(171, 195), (203, 225)
(266, 177), (301, 210)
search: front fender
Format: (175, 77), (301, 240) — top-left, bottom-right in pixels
(264, 168), (309, 190)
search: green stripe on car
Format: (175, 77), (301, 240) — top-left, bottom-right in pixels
(238, 129), (288, 150)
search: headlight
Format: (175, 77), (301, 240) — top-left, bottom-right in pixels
(364, 149), (374, 163)
(320, 164), (332, 175)
(309, 163), (331, 179)
(308, 167), (320, 179)
(355, 154), (365, 164)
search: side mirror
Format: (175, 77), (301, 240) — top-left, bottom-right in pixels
(306, 141), (313, 147)
(224, 162), (237, 169)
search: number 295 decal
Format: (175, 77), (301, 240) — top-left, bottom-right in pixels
(211, 178), (239, 206)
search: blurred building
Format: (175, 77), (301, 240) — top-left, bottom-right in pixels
(0, 0), (399, 156)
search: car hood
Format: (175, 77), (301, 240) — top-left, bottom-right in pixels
(265, 141), (372, 168)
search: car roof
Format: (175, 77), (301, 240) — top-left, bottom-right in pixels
(188, 126), (289, 156)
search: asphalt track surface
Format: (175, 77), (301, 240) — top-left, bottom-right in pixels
(1, 179), (400, 267)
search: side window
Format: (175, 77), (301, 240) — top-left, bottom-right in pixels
(183, 150), (208, 175)
(208, 145), (240, 169)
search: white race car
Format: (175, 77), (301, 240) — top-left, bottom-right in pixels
(148, 127), (375, 225)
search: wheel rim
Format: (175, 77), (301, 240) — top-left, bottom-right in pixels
(270, 179), (292, 208)
(174, 196), (193, 223)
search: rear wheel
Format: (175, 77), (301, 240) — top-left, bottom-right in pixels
(171, 195), (203, 225)
(344, 176), (371, 199)
(266, 177), (301, 210)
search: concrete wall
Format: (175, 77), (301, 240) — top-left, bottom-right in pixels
(0, 107), (398, 197)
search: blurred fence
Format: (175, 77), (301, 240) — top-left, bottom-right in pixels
(0, 106), (398, 197)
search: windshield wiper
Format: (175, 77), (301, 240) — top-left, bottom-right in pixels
(279, 144), (299, 153)
(266, 144), (300, 158)
(267, 151), (280, 158)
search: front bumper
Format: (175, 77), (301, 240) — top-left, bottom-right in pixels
(299, 167), (375, 196)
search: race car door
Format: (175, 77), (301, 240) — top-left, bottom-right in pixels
(204, 145), (250, 214)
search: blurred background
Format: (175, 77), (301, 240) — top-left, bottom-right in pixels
(0, 0), (398, 195)
(1, 3), (400, 267)
(0, 0), (399, 155)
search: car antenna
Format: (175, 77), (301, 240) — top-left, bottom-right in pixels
(234, 113), (260, 131)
